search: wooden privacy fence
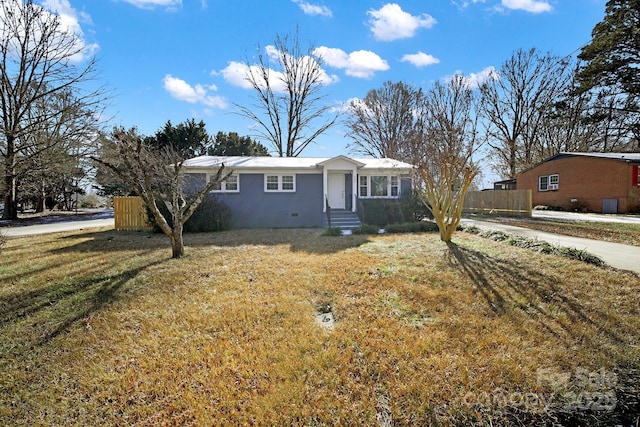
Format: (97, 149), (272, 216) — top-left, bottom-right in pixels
(463, 190), (532, 217)
(114, 196), (152, 231)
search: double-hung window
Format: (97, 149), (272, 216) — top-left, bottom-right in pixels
(538, 174), (559, 191)
(390, 176), (399, 197)
(209, 174), (239, 193)
(359, 176), (368, 197)
(265, 174), (296, 192)
(358, 175), (401, 198)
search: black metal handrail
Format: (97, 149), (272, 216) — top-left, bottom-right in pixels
(325, 195), (331, 228)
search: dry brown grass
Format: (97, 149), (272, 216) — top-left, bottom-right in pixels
(1, 228), (639, 426)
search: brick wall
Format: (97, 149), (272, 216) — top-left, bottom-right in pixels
(517, 156), (640, 213)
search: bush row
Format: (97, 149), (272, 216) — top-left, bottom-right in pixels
(461, 225), (606, 267)
(357, 193), (432, 227)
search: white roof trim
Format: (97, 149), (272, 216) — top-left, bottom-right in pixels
(316, 155), (366, 168)
(183, 155), (414, 171)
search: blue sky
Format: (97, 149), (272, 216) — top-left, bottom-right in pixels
(41, 0), (606, 184)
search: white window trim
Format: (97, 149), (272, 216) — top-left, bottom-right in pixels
(358, 174), (401, 199)
(208, 174), (240, 193)
(538, 174), (559, 192)
(264, 174), (296, 192)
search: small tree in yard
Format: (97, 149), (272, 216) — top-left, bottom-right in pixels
(413, 75), (482, 242)
(93, 127), (229, 258)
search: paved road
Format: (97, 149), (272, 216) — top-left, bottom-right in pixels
(1, 210), (114, 237)
(462, 218), (640, 274)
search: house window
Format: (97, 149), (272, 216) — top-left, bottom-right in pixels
(225, 175), (238, 191)
(633, 165), (639, 187)
(359, 176), (368, 197)
(538, 174), (559, 192)
(390, 176), (399, 197)
(358, 175), (401, 198)
(371, 176), (388, 197)
(209, 174), (239, 192)
(265, 174), (296, 192)
(538, 175), (548, 191)
(282, 175), (294, 191)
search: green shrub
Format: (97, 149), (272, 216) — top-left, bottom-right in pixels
(185, 195), (232, 232)
(463, 225), (605, 267)
(384, 221), (439, 234)
(322, 227), (343, 236)
(147, 194), (231, 233)
(352, 224), (382, 235)
(358, 192), (432, 228)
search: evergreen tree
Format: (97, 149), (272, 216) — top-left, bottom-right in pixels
(578, 0), (640, 96)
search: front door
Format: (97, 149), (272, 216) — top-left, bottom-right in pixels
(328, 173), (345, 209)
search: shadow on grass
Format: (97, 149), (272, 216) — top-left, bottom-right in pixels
(445, 241), (629, 350)
(0, 259), (162, 358)
(50, 228), (372, 255)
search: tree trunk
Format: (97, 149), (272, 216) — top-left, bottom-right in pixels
(35, 179), (46, 213)
(170, 223), (185, 258)
(2, 138), (18, 220)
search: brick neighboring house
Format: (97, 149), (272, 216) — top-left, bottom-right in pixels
(516, 152), (640, 213)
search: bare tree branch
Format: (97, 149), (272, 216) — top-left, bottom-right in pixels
(235, 30), (337, 157)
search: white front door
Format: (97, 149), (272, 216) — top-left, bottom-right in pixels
(328, 173), (345, 209)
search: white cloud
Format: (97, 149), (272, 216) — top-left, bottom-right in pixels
(367, 3), (436, 41)
(221, 47), (339, 92)
(119, 0), (182, 9)
(163, 74), (228, 108)
(501, 0), (552, 13)
(219, 60), (294, 93)
(401, 51), (440, 68)
(314, 46), (389, 79)
(219, 61), (256, 90)
(452, 0), (486, 10)
(446, 66), (498, 88)
(292, 0), (332, 17)
(39, 0), (99, 61)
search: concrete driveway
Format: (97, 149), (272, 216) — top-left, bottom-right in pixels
(532, 210), (640, 224)
(462, 218), (640, 274)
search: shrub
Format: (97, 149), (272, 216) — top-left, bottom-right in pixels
(463, 225), (605, 267)
(385, 221), (439, 234)
(352, 224), (382, 235)
(184, 195), (232, 232)
(0, 230), (6, 254)
(322, 227), (343, 236)
(147, 194), (232, 233)
(358, 192), (432, 228)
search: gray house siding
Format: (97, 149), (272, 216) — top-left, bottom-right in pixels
(215, 173), (324, 228)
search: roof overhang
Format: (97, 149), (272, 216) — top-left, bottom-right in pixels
(316, 155), (366, 169)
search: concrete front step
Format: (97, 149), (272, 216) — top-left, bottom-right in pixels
(323, 210), (362, 230)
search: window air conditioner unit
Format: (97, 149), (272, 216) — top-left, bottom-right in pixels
(548, 184), (558, 190)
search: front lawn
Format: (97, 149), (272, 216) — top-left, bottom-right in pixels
(1, 228), (638, 425)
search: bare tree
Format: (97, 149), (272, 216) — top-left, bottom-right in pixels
(479, 48), (573, 178)
(0, 0), (105, 219)
(93, 128), (229, 259)
(236, 30), (337, 157)
(16, 88), (99, 212)
(346, 81), (424, 160)
(413, 75), (482, 242)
